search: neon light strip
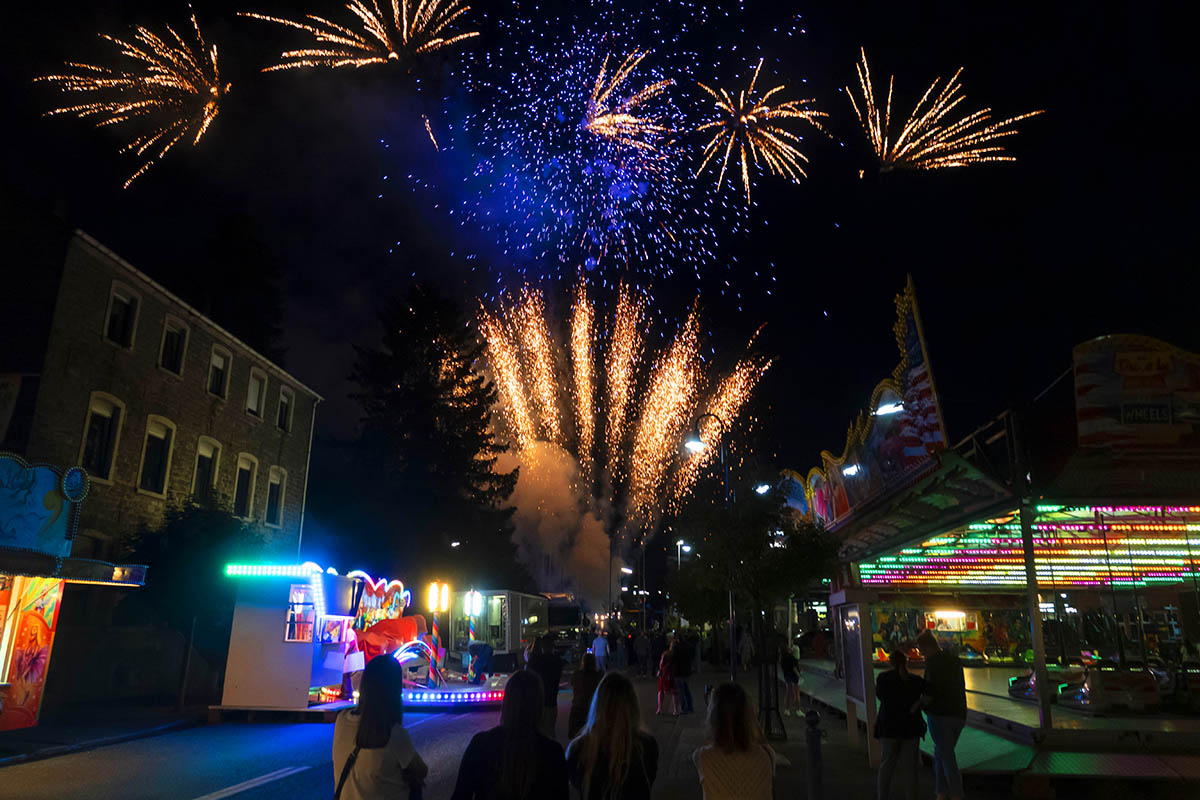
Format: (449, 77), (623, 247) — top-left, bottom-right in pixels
(402, 690), (505, 704)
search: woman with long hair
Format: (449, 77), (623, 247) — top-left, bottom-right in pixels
(692, 682), (775, 800)
(332, 655), (428, 800)
(656, 640), (677, 716)
(451, 669), (568, 800)
(566, 671), (658, 800)
(569, 651), (603, 740)
(873, 649), (926, 800)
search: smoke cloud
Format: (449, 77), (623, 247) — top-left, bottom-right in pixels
(497, 441), (615, 608)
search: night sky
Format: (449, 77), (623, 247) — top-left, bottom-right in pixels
(3, 0), (1195, 475)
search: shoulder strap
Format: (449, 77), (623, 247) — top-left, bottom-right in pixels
(334, 745), (361, 800)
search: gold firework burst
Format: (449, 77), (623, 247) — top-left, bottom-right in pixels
(582, 50), (674, 150)
(242, 0), (479, 72)
(605, 283), (644, 481)
(571, 283), (596, 480)
(695, 58), (827, 204)
(479, 311), (536, 448)
(848, 48), (1043, 173)
(513, 288), (562, 443)
(36, 13), (228, 188)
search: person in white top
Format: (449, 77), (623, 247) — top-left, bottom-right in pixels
(332, 655), (428, 800)
(591, 631), (609, 671)
(692, 682), (775, 800)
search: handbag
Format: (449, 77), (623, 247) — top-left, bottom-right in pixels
(334, 746), (361, 800)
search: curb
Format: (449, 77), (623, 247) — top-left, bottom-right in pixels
(0, 717), (203, 768)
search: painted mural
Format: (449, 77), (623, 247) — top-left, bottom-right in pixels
(0, 454), (74, 559)
(1074, 335), (1200, 450)
(0, 576), (64, 731)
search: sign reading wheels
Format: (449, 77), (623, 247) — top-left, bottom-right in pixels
(1075, 335), (1200, 450)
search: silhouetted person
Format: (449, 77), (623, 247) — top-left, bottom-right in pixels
(874, 649), (925, 800)
(527, 634), (564, 738)
(917, 630), (966, 800)
(451, 669), (568, 800)
(674, 634), (694, 713)
(633, 632), (650, 676)
(693, 682), (775, 800)
(592, 630), (609, 671)
(570, 652), (604, 740)
(657, 640), (677, 716)
(567, 671), (658, 800)
(333, 655), (428, 800)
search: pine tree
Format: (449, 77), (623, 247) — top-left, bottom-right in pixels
(350, 284), (529, 588)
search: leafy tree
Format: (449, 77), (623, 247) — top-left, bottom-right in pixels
(348, 283), (530, 589)
(118, 494), (270, 702)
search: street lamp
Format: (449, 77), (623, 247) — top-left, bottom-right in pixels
(684, 412), (735, 682)
(676, 539), (687, 570)
(754, 483), (771, 495)
(620, 566), (633, 575)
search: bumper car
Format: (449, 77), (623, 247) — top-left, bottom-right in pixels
(1007, 664), (1086, 703)
(959, 643), (989, 666)
(1058, 661), (1162, 713)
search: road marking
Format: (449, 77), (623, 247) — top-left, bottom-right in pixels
(190, 766), (311, 800)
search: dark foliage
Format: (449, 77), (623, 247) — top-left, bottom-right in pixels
(340, 283), (531, 589)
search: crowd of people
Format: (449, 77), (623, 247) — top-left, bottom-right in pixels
(330, 626), (969, 800)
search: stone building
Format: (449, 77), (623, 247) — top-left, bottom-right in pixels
(1, 225), (321, 558)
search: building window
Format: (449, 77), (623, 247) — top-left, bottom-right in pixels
(159, 316), (188, 376)
(246, 367), (268, 419)
(79, 392), (124, 481)
(233, 453), (258, 519)
(193, 436), (221, 500)
(137, 416), (176, 496)
(104, 283), (140, 348)
(277, 386), (294, 432)
(208, 346), (231, 398)
(266, 466), (287, 527)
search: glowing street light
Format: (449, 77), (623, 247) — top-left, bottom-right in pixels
(620, 566), (634, 575)
(684, 434), (706, 454)
(754, 483), (771, 494)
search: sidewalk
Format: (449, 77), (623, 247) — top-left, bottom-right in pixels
(0, 706), (204, 767)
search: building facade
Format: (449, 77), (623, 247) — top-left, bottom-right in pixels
(1, 226), (321, 559)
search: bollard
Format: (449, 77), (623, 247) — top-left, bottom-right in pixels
(805, 709), (824, 800)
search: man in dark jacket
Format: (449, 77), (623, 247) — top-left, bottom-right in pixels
(673, 635), (694, 713)
(917, 630), (967, 800)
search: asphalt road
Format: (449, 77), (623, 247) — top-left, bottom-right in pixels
(0, 698), (544, 800)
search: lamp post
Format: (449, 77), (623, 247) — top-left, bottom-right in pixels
(426, 580), (450, 686)
(684, 412), (735, 682)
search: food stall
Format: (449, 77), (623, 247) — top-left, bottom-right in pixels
(0, 453), (146, 731)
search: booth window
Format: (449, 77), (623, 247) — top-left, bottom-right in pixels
(208, 346), (231, 398)
(233, 453), (258, 519)
(277, 386), (294, 432)
(266, 466), (286, 527)
(159, 316), (188, 376)
(104, 283), (140, 348)
(285, 583), (315, 642)
(246, 367), (267, 419)
(80, 392), (124, 481)
(192, 436), (221, 500)
(137, 415), (176, 496)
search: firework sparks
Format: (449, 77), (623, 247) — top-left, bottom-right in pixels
(422, 114), (439, 150)
(36, 13), (229, 188)
(513, 288), (562, 443)
(628, 307), (702, 512)
(695, 58), (827, 204)
(571, 283), (596, 480)
(478, 311), (535, 448)
(242, 0), (479, 72)
(605, 284), (644, 480)
(675, 343), (771, 498)
(583, 50), (674, 151)
(481, 281), (768, 531)
(848, 48), (1043, 173)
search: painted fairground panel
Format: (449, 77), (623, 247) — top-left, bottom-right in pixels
(804, 278), (947, 527)
(0, 454), (76, 559)
(1074, 335), (1200, 450)
(0, 576), (65, 730)
(779, 469), (808, 517)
